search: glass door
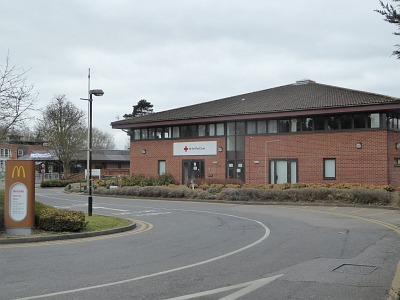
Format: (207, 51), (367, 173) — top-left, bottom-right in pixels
(182, 160), (204, 184)
(270, 159), (297, 184)
(227, 160), (245, 182)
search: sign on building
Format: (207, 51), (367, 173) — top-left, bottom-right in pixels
(173, 141), (217, 156)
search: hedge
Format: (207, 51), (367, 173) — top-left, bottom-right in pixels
(41, 180), (79, 188)
(35, 201), (86, 232)
(94, 185), (394, 206)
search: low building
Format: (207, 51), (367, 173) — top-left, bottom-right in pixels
(1, 145), (130, 182)
(111, 80), (400, 186)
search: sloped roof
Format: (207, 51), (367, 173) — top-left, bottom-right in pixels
(112, 80), (400, 128)
(18, 149), (130, 162)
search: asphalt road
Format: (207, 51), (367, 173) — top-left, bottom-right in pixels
(1, 188), (399, 300)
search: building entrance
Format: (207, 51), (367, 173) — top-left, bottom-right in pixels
(182, 160), (204, 184)
(270, 159), (297, 184)
(227, 160), (245, 182)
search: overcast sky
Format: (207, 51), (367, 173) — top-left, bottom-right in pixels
(1, 1), (399, 149)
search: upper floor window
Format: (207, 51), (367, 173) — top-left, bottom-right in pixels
(129, 112), (384, 141)
(0, 149), (11, 157)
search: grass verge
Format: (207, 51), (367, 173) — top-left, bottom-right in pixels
(84, 214), (132, 232)
(0, 190), (131, 236)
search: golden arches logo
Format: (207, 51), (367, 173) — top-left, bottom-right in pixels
(12, 166), (26, 178)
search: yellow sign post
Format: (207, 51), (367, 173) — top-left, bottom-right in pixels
(4, 160), (35, 235)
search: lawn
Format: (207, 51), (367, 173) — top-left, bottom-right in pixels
(0, 190), (131, 234)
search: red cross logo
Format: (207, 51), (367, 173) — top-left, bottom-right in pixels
(184, 146), (189, 152)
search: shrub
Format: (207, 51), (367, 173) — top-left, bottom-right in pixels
(35, 201), (86, 232)
(120, 174), (177, 187)
(41, 180), (79, 188)
(93, 183), (395, 206)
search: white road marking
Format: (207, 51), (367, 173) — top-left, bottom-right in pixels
(92, 206), (130, 212)
(165, 274), (283, 300)
(13, 210), (271, 300)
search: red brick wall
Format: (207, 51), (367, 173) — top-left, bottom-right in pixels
(246, 130), (390, 185)
(129, 130), (400, 186)
(130, 137), (226, 182)
(389, 131), (400, 186)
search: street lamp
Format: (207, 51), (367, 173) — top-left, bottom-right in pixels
(81, 89), (104, 216)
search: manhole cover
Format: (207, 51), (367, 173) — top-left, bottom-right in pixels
(332, 264), (378, 275)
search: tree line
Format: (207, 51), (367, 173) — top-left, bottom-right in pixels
(0, 55), (115, 177)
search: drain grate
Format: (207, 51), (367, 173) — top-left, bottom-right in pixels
(332, 264), (378, 275)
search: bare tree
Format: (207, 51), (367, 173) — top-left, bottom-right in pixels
(91, 127), (115, 150)
(0, 55), (37, 141)
(36, 95), (86, 177)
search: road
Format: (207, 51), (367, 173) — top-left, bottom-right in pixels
(0, 188), (399, 300)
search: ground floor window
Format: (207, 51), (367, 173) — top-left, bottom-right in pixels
(182, 160), (204, 184)
(324, 158), (336, 179)
(227, 160), (245, 182)
(158, 160), (166, 175)
(270, 159), (297, 184)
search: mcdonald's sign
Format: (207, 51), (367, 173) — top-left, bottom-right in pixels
(12, 165), (26, 178)
(4, 160), (35, 235)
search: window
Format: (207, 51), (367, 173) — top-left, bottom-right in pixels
(236, 122), (245, 135)
(216, 123), (224, 136)
(155, 128), (163, 139)
(181, 125), (189, 138)
(270, 159), (297, 184)
(278, 119), (290, 133)
(291, 119), (298, 132)
(395, 158), (400, 167)
(227, 122), (235, 136)
(158, 160), (166, 175)
(227, 136), (235, 151)
(341, 115), (352, 129)
(182, 160), (205, 184)
(257, 120), (267, 134)
(368, 113), (380, 129)
(189, 125), (197, 137)
(141, 128), (148, 139)
(268, 120), (277, 133)
(208, 124), (215, 136)
(247, 121), (256, 134)
(299, 117), (313, 131)
(134, 129), (141, 140)
(17, 149), (24, 157)
(327, 116), (340, 130)
(173, 126), (180, 138)
(353, 114), (366, 129)
(164, 127), (172, 139)
(148, 128), (155, 139)
(198, 125), (206, 136)
(314, 117), (325, 130)
(0, 149), (11, 157)
(324, 158), (336, 179)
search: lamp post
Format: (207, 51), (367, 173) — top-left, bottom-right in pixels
(81, 89), (104, 216)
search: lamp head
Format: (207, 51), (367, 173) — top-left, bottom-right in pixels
(89, 89), (104, 97)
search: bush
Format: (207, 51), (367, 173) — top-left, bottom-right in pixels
(41, 180), (79, 188)
(120, 174), (177, 187)
(93, 184), (395, 206)
(35, 201), (86, 232)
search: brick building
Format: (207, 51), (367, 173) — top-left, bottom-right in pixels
(111, 80), (400, 186)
